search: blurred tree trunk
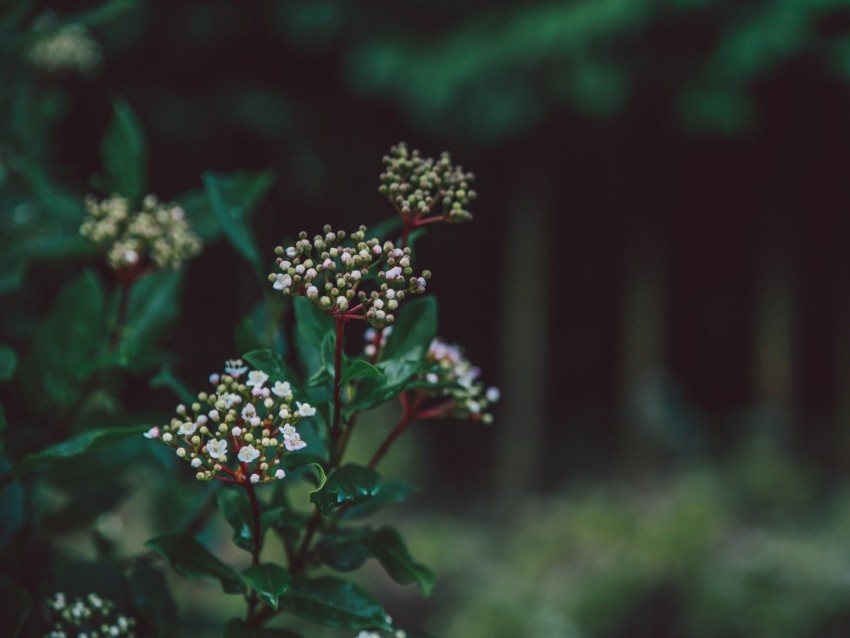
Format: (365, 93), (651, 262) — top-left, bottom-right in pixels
(494, 176), (548, 501)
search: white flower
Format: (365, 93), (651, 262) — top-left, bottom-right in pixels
(284, 432), (307, 451)
(275, 469), (285, 479)
(191, 458), (202, 468)
(205, 439), (228, 460)
(222, 393), (240, 408)
(296, 401), (316, 417)
(486, 386), (501, 402)
(306, 285), (319, 299)
(322, 258), (335, 271)
(177, 421), (197, 436)
(281, 424), (296, 439)
(271, 381), (292, 398)
(273, 273), (292, 290)
(250, 473), (261, 484)
(124, 249), (139, 264)
(224, 359), (248, 377)
(232, 426), (242, 436)
(208, 409), (220, 421)
(238, 444), (261, 463)
(241, 404), (257, 420)
(285, 246), (297, 258)
(246, 370), (269, 387)
(143, 426), (160, 439)
(426, 373), (439, 384)
(385, 266), (403, 281)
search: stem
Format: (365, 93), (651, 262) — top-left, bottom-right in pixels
(243, 476), (263, 623)
(109, 278), (132, 347)
(331, 316), (346, 439)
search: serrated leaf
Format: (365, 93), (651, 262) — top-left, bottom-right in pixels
(203, 170), (273, 273)
(129, 562), (177, 638)
(145, 533), (243, 593)
(223, 619), (303, 638)
(19, 425), (149, 473)
(281, 576), (390, 631)
(242, 564), (291, 610)
(310, 464), (380, 515)
(217, 489), (255, 553)
(0, 345), (17, 381)
(369, 526), (435, 597)
(101, 97), (147, 200)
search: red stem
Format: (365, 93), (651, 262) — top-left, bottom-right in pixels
(367, 392), (412, 470)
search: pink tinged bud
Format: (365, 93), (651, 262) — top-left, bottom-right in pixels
(232, 426), (242, 436)
(250, 473), (260, 484)
(209, 374), (220, 385)
(323, 258), (335, 270)
(144, 426), (160, 439)
(275, 469), (285, 479)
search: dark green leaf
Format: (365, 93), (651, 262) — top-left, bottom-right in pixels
(0, 345), (17, 381)
(352, 297), (437, 410)
(19, 425), (149, 473)
(307, 330), (336, 386)
(224, 619), (303, 638)
(282, 453), (327, 489)
(101, 97), (147, 200)
(369, 526), (435, 597)
(217, 489), (255, 553)
(281, 576), (390, 631)
(366, 217), (402, 241)
(317, 528), (371, 572)
(292, 296), (334, 375)
(341, 359), (383, 385)
(145, 533), (244, 593)
(0, 404), (6, 431)
(120, 270), (182, 363)
(310, 464), (380, 515)
(150, 364), (196, 406)
(203, 170), (274, 272)
(243, 349), (297, 386)
(129, 562), (177, 638)
(36, 270), (107, 406)
(0, 477), (23, 549)
(38, 482), (128, 533)
(242, 564), (291, 610)
(0, 577), (31, 638)
(341, 480), (416, 520)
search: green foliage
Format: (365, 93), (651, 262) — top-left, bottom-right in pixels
(19, 425), (149, 472)
(99, 97), (148, 201)
(310, 463), (381, 514)
(241, 564), (292, 610)
(145, 533), (245, 594)
(280, 576), (391, 631)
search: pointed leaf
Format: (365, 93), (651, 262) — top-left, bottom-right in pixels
(101, 97), (147, 200)
(341, 480), (416, 520)
(341, 359), (383, 385)
(217, 489), (255, 553)
(19, 425), (149, 472)
(369, 526), (435, 597)
(281, 576), (391, 631)
(293, 296), (334, 375)
(129, 562), (177, 637)
(310, 464), (380, 515)
(145, 533), (244, 593)
(120, 270), (182, 362)
(242, 564), (291, 610)
(243, 349), (298, 386)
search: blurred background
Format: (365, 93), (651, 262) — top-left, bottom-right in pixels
(6, 0), (850, 636)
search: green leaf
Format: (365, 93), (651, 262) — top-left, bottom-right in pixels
(0, 345), (17, 381)
(0, 475), (23, 549)
(341, 480), (416, 520)
(202, 170), (274, 273)
(307, 330), (336, 386)
(150, 364), (196, 406)
(36, 270), (108, 406)
(129, 562), (177, 638)
(0, 577), (31, 638)
(145, 533), (244, 594)
(369, 526), (435, 597)
(242, 564), (291, 610)
(353, 297), (437, 410)
(310, 464), (380, 515)
(283, 453), (327, 489)
(19, 425), (149, 473)
(292, 296), (335, 375)
(100, 97), (147, 200)
(366, 217), (402, 241)
(243, 349), (297, 386)
(224, 619), (303, 638)
(341, 359), (383, 385)
(281, 576), (391, 631)
(120, 270), (183, 363)
(217, 489), (255, 553)
(316, 528), (371, 572)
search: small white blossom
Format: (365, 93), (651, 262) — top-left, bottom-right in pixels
(273, 273), (292, 290)
(272, 381), (292, 398)
(296, 401), (316, 417)
(209, 373), (220, 384)
(238, 444), (261, 463)
(206, 439), (228, 460)
(486, 387), (501, 402)
(191, 458), (202, 468)
(385, 266), (403, 281)
(224, 359), (249, 377)
(246, 370), (269, 387)
(284, 432), (307, 451)
(143, 426), (160, 439)
(232, 426), (242, 436)
(177, 421), (197, 436)
(250, 473), (261, 484)
(275, 469), (285, 479)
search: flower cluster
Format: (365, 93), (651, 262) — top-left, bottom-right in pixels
(418, 338), (500, 423)
(145, 360), (312, 484)
(269, 225), (431, 328)
(80, 194), (201, 271)
(379, 142), (476, 224)
(28, 20), (101, 76)
(44, 592), (135, 638)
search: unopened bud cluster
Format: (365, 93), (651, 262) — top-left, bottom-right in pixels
(145, 360), (312, 484)
(270, 225), (431, 328)
(420, 338), (500, 423)
(379, 142), (476, 224)
(28, 20), (101, 76)
(45, 592), (135, 638)
(80, 194), (201, 271)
